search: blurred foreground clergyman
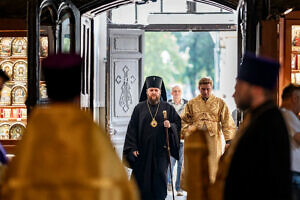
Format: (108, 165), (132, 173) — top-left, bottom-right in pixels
(184, 127), (210, 200)
(0, 54), (138, 200)
(212, 53), (292, 200)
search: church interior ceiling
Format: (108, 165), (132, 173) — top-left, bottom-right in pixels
(0, 0), (299, 20)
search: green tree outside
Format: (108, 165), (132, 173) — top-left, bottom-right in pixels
(144, 32), (188, 94)
(174, 32), (215, 96)
(145, 32), (215, 97)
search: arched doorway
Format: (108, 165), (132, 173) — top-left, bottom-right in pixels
(81, 0), (239, 161)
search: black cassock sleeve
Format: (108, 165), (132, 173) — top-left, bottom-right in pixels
(123, 106), (139, 169)
(168, 106), (181, 160)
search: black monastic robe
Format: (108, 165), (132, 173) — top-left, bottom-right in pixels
(123, 100), (181, 200)
(224, 101), (292, 200)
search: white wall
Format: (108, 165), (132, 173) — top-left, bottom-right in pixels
(217, 31), (238, 113)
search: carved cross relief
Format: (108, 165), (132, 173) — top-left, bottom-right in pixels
(115, 65), (136, 112)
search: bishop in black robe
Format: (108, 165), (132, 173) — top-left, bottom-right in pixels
(123, 76), (181, 200)
(123, 100), (181, 200)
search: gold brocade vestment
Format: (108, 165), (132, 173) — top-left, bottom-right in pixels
(181, 94), (236, 182)
(1, 104), (139, 200)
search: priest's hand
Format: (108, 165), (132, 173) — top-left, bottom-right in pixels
(164, 120), (171, 128)
(133, 151), (139, 157)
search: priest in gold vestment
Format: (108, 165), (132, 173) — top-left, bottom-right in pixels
(0, 54), (138, 200)
(181, 77), (236, 182)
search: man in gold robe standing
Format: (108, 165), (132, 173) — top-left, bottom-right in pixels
(1, 54), (138, 200)
(181, 77), (236, 182)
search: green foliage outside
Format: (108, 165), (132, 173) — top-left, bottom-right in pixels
(174, 32), (215, 96)
(145, 32), (215, 97)
(145, 32), (187, 93)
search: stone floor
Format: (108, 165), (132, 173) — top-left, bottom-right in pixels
(166, 161), (186, 200)
(166, 190), (187, 200)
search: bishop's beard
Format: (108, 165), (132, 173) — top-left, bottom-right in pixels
(148, 95), (160, 105)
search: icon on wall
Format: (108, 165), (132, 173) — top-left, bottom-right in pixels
(11, 85), (27, 106)
(0, 86), (11, 106)
(292, 26), (300, 52)
(0, 123), (10, 139)
(40, 37), (48, 57)
(0, 37), (12, 57)
(9, 123), (25, 140)
(13, 60), (27, 81)
(40, 83), (48, 99)
(12, 37), (27, 57)
(0, 60), (13, 78)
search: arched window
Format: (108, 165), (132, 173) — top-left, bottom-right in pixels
(40, 3), (57, 55)
(57, 8), (75, 53)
